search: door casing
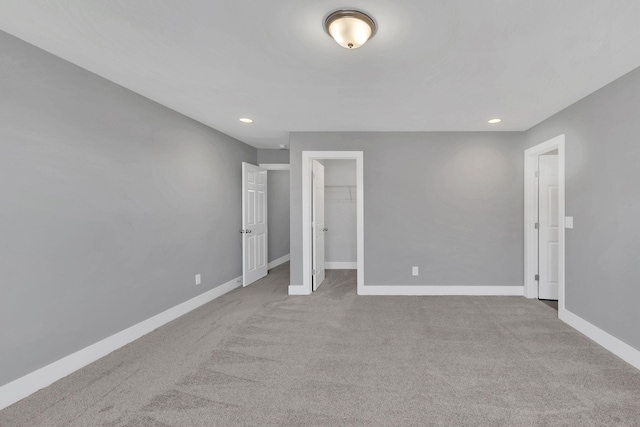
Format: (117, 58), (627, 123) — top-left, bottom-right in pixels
(524, 135), (566, 312)
(293, 151), (364, 296)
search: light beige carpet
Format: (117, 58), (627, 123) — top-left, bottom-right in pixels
(2, 263), (639, 426)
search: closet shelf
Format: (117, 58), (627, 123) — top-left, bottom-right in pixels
(325, 185), (357, 202)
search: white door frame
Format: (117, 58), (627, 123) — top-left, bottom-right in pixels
(297, 151), (364, 295)
(524, 134), (566, 311)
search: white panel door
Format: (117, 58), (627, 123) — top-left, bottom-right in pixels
(242, 162), (268, 287)
(538, 155), (559, 300)
(312, 160), (326, 291)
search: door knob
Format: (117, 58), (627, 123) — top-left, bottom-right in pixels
(323, 228), (328, 231)
(247, 229), (252, 233)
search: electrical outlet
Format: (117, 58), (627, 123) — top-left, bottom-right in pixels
(195, 274), (201, 285)
(412, 266), (419, 276)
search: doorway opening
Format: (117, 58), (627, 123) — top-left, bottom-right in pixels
(323, 159), (357, 271)
(524, 135), (566, 314)
(294, 151), (364, 295)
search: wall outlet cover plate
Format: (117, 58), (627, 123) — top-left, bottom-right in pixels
(565, 216), (574, 229)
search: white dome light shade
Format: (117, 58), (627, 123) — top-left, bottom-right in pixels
(325, 10), (377, 49)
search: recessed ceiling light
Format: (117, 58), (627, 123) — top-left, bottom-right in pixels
(239, 117), (254, 124)
(324, 9), (377, 49)
(488, 118), (502, 124)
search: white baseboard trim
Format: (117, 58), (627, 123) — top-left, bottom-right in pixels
(326, 262), (357, 269)
(0, 275), (242, 411)
(288, 285), (310, 295)
(358, 285), (524, 296)
(560, 308), (640, 371)
(268, 254), (290, 270)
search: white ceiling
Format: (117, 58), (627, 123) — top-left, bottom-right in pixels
(1, 1), (639, 148)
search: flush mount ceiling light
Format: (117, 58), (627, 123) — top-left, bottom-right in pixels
(488, 118), (502, 124)
(239, 117), (254, 124)
(324, 9), (377, 49)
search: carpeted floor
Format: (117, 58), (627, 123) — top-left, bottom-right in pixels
(540, 299), (559, 311)
(2, 263), (640, 426)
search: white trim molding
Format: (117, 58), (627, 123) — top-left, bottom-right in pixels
(560, 308), (640, 371)
(298, 151), (365, 296)
(0, 275), (242, 411)
(358, 286), (524, 296)
(259, 163), (290, 171)
(288, 285), (311, 295)
(268, 253), (290, 270)
(524, 134), (566, 307)
(326, 261), (357, 269)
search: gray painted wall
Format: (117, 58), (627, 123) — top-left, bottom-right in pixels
(525, 66), (640, 351)
(0, 31), (256, 387)
(325, 159), (356, 186)
(324, 160), (357, 264)
(289, 132), (525, 289)
(267, 170), (290, 263)
(257, 149), (289, 164)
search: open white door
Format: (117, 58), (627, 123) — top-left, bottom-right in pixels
(312, 160), (326, 291)
(242, 162), (268, 287)
(538, 155), (559, 300)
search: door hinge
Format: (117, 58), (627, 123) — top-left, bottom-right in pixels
(534, 222), (539, 229)
(535, 171), (539, 178)
(312, 269), (316, 275)
(535, 274), (539, 281)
